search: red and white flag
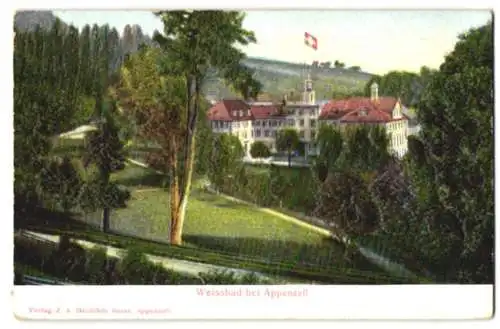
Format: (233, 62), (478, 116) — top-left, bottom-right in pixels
(304, 32), (318, 50)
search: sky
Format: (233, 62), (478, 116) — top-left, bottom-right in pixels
(54, 10), (491, 75)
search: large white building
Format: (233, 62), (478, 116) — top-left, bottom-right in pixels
(319, 82), (409, 157)
(207, 78), (410, 158)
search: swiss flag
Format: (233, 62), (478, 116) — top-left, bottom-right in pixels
(304, 32), (318, 50)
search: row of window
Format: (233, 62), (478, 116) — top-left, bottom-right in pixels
(226, 108), (319, 121)
(390, 132), (407, 148)
(225, 128), (319, 141)
(212, 121), (230, 129)
(252, 129), (315, 139)
(232, 110), (251, 117)
(388, 121), (405, 130)
(292, 108), (319, 116)
(213, 118), (318, 129)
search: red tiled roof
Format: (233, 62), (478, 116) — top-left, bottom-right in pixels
(207, 99), (286, 121)
(340, 108), (392, 123)
(207, 99), (251, 121)
(250, 105), (286, 119)
(319, 97), (403, 123)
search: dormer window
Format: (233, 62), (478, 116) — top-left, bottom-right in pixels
(359, 109), (368, 116)
(239, 110), (244, 117)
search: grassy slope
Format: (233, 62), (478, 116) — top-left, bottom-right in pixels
(110, 163), (345, 269)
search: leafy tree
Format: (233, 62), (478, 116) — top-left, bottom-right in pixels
(208, 133), (244, 192)
(152, 10), (261, 245)
(369, 156), (414, 229)
(405, 20), (493, 283)
(113, 46), (187, 242)
(313, 124), (343, 182)
(367, 125), (391, 167)
(250, 141), (271, 159)
(334, 60), (345, 68)
(349, 66), (361, 71)
(314, 170), (379, 241)
(39, 156), (83, 212)
(364, 71), (423, 107)
(82, 99), (129, 232)
(194, 99), (214, 176)
(343, 125), (391, 172)
(275, 128), (300, 168)
(14, 22), (91, 213)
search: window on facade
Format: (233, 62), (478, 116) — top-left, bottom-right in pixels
(262, 121), (267, 127)
(255, 121), (261, 127)
(310, 119), (316, 128)
(272, 131), (277, 137)
(235, 122), (240, 128)
(299, 119), (305, 127)
(251, 131), (254, 138)
(255, 129), (261, 137)
(264, 130), (270, 137)
(288, 119), (295, 126)
(311, 131), (316, 140)
(299, 130), (305, 138)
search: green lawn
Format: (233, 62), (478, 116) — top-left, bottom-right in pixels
(111, 163), (344, 268)
(112, 188), (345, 269)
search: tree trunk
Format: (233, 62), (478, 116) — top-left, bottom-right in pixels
(101, 169), (111, 233)
(287, 151), (292, 168)
(171, 135), (196, 245)
(169, 173), (181, 244)
(102, 207), (110, 233)
(170, 76), (200, 246)
(168, 139), (181, 244)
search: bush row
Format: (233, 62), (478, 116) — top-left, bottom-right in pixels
(219, 164), (318, 215)
(14, 234), (270, 285)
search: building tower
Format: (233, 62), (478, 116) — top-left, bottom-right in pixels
(302, 74), (316, 105)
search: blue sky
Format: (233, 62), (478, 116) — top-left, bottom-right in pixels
(54, 10), (491, 74)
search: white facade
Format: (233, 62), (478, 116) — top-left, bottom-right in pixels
(385, 101), (409, 158)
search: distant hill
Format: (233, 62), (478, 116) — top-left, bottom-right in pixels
(14, 10), (59, 31)
(14, 10), (373, 100)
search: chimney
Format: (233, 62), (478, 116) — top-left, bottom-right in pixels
(370, 82), (379, 102)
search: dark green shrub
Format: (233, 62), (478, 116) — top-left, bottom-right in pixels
(119, 248), (156, 284)
(50, 235), (87, 282)
(14, 235), (57, 273)
(85, 246), (109, 284)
